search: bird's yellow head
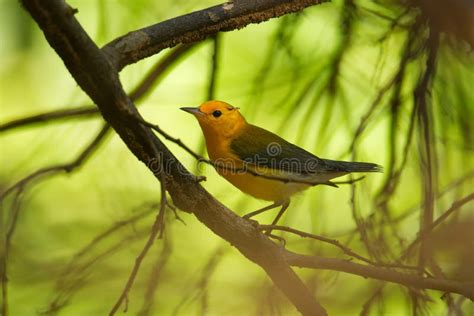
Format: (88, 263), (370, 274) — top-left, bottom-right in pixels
(181, 100), (246, 139)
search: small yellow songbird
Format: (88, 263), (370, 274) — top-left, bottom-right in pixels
(181, 101), (382, 225)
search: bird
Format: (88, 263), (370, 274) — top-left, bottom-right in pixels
(181, 100), (382, 228)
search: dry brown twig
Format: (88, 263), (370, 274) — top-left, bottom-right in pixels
(401, 193), (474, 260)
(138, 232), (173, 316)
(43, 202), (160, 314)
(109, 175), (169, 315)
(258, 225), (419, 271)
(1, 188), (24, 316)
(172, 247), (226, 315)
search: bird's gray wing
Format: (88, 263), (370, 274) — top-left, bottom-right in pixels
(230, 124), (339, 175)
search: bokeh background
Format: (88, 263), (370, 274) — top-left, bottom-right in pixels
(1, 0), (473, 315)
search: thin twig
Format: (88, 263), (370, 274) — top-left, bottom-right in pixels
(0, 124), (110, 201)
(332, 170), (474, 238)
(415, 26), (440, 272)
(43, 204), (159, 314)
(347, 16), (423, 156)
(401, 193), (474, 260)
(138, 119), (204, 161)
(0, 44), (196, 133)
(109, 177), (168, 315)
(0, 107), (97, 132)
(43, 229), (150, 315)
(1, 188), (24, 316)
(346, 17), (426, 264)
(360, 285), (384, 316)
(247, 14), (302, 120)
(138, 233), (172, 316)
(259, 225), (418, 271)
(172, 247), (226, 316)
(47, 201), (160, 310)
(347, 72), (398, 154)
(332, 176), (365, 185)
(206, 35), (220, 101)
(286, 252), (474, 300)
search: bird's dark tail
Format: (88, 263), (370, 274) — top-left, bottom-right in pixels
(323, 159), (383, 173)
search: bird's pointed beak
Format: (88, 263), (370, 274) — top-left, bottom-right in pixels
(180, 107), (203, 116)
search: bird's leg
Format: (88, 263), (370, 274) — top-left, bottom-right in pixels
(264, 201), (290, 236)
(270, 201), (290, 226)
(242, 202), (281, 219)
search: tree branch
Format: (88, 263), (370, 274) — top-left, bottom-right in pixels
(401, 193), (474, 260)
(258, 225), (418, 270)
(102, 0), (326, 70)
(285, 252), (474, 300)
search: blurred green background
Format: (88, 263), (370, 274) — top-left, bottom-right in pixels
(1, 0), (473, 315)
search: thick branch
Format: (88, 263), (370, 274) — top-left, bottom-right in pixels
(102, 0), (325, 70)
(21, 0), (327, 314)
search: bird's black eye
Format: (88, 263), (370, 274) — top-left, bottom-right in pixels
(212, 110), (222, 118)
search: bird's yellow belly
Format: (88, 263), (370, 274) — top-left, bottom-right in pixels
(216, 169), (309, 202)
(207, 141), (309, 202)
